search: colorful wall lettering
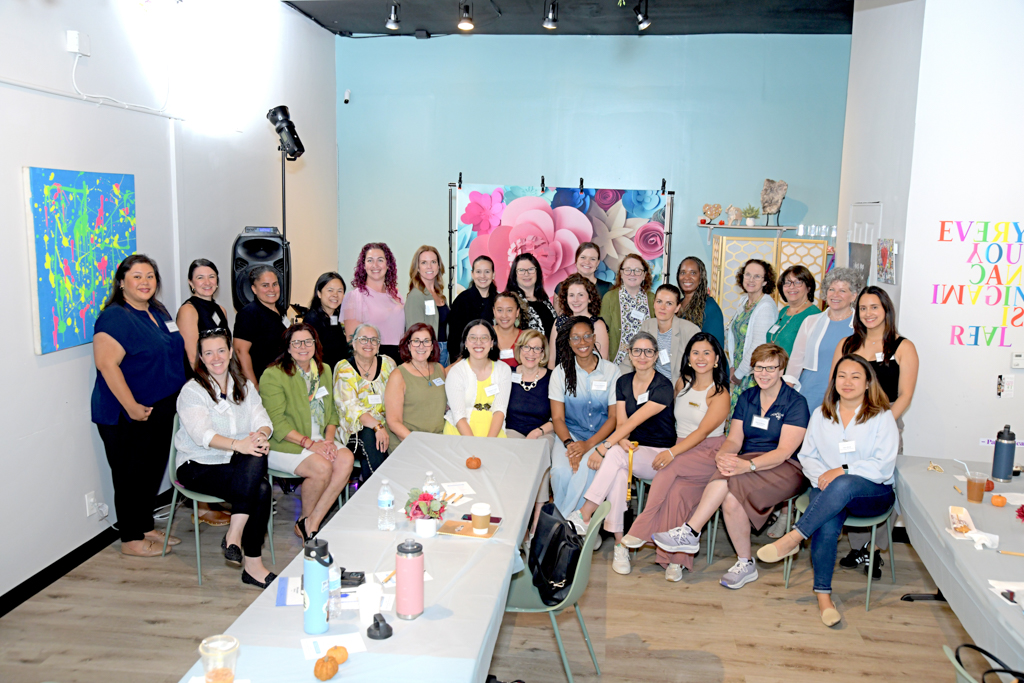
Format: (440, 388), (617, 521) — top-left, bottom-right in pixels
(24, 167), (136, 355)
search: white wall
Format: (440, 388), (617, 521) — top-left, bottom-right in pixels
(0, 0), (337, 595)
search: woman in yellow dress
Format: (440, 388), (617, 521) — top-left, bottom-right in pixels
(443, 320), (512, 437)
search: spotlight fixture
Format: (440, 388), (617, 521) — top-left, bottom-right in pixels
(385, 3), (401, 30)
(634, 0), (651, 30)
(267, 105), (304, 160)
(457, 3), (474, 30)
(542, 1), (558, 29)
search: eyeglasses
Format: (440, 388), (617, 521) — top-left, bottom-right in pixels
(753, 365), (780, 373)
(743, 273), (765, 281)
(408, 339), (433, 348)
(354, 336), (380, 346)
(629, 347), (657, 358)
(516, 267), (537, 275)
(521, 345), (544, 354)
(467, 335), (492, 343)
(783, 279), (804, 287)
(290, 338), (315, 348)
(621, 267), (645, 276)
(568, 334), (595, 343)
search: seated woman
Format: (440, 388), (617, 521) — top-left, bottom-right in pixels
(261, 324), (354, 542)
(548, 273), (610, 368)
(493, 290), (526, 369)
(443, 320), (512, 437)
(757, 355), (898, 627)
(629, 284), (699, 384)
(175, 329), (276, 589)
(651, 343), (809, 590)
(334, 324), (397, 476)
(384, 323), (447, 446)
(620, 332), (731, 582)
(549, 317), (620, 523)
(565, 333), (676, 576)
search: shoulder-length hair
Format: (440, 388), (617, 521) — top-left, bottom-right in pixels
(193, 328), (248, 404)
(777, 264), (816, 304)
(103, 254), (169, 317)
(842, 286), (900, 363)
(309, 272), (346, 313)
(515, 329), (549, 366)
(678, 332), (729, 398)
(735, 258), (777, 296)
(556, 273), (601, 318)
(408, 245), (447, 304)
(676, 256), (708, 328)
(613, 254), (653, 292)
(399, 322), (440, 364)
(821, 354), (891, 424)
(459, 319), (500, 361)
(269, 323), (325, 377)
(352, 242), (400, 301)
(555, 315), (595, 397)
(507, 253), (550, 302)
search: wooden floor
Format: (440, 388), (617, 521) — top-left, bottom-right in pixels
(0, 491), (971, 683)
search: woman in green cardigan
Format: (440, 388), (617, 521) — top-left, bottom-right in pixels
(600, 254), (656, 373)
(261, 323), (353, 542)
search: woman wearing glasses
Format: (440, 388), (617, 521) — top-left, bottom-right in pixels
(384, 323), (447, 447)
(549, 273), (610, 368)
(726, 259), (779, 411)
(600, 254), (656, 371)
(493, 290), (527, 369)
(342, 242), (404, 362)
(334, 324), (397, 477)
(651, 344), (809, 590)
(676, 256), (725, 349)
(507, 253), (557, 336)
(506, 331), (554, 440)
(261, 324), (351, 542)
(767, 266), (818, 356)
(443, 320), (512, 437)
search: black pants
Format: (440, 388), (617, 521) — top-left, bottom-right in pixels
(349, 426), (389, 479)
(96, 393), (178, 543)
(177, 453), (271, 558)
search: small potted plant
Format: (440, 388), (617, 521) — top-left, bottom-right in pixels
(742, 204), (760, 226)
(404, 489), (447, 538)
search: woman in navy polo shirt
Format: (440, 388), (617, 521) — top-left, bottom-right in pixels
(651, 343), (809, 590)
(92, 255), (187, 557)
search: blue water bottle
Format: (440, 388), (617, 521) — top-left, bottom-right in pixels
(993, 425), (1016, 483)
(302, 538), (331, 634)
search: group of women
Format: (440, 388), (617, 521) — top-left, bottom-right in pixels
(90, 243), (918, 624)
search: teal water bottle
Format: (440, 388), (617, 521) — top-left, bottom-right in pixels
(302, 538), (331, 634)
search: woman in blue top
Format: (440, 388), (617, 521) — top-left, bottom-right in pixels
(757, 355), (898, 627)
(549, 317), (620, 524)
(92, 255), (187, 557)
(676, 256), (726, 349)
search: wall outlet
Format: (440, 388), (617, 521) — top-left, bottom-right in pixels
(65, 30), (91, 56)
(1012, 351), (1024, 369)
(85, 491), (98, 516)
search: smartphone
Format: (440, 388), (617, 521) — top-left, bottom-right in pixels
(461, 514), (502, 524)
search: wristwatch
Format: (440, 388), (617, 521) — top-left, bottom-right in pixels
(749, 460), (758, 472)
(602, 440), (612, 450)
(372, 423), (384, 433)
(563, 438), (573, 447)
(841, 464), (849, 472)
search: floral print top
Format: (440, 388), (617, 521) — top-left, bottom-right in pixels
(332, 355), (396, 444)
(614, 289), (651, 365)
(300, 363), (325, 435)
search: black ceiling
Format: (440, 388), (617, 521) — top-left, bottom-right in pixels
(288, 0), (854, 37)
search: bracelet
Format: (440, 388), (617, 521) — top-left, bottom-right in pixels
(300, 436), (312, 449)
(372, 423), (384, 433)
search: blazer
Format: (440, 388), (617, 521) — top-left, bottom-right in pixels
(600, 288), (656, 362)
(620, 316), (701, 384)
(260, 362), (340, 454)
(724, 295), (779, 379)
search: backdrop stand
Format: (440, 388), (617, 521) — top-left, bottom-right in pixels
(448, 181), (457, 303)
(663, 189), (674, 285)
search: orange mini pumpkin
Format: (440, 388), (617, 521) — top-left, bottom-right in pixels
(314, 654), (339, 680)
(992, 495), (1007, 507)
(466, 456), (481, 469)
(325, 646), (349, 665)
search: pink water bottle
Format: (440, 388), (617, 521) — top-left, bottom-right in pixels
(395, 538), (424, 620)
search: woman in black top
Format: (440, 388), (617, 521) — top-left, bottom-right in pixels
(507, 253), (557, 336)
(447, 255), (497, 359)
(176, 259), (230, 369)
(304, 272), (351, 371)
(233, 266), (289, 390)
(505, 330), (554, 439)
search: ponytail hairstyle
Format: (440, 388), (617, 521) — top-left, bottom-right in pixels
(678, 332), (729, 398)
(556, 316), (595, 397)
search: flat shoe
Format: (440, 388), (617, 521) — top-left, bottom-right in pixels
(242, 570), (277, 589)
(821, 607), (841, 627)
(121, 539), (166, 557)
(221, 536), (243, 567)
(756, 543), (799, 564)
(620, 534), (647, 549)
(144, 530), (180, 546)
(193, 509), (231, 527)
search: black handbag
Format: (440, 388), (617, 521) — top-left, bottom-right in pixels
(528, 503), (585, 606)
(955, 644), (1023, 682)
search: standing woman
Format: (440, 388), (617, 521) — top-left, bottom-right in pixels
(601, 254), (656, 368)
(493, 290), (527, 369)
(304, 272), (350, 371)
(334, 324), (397, 477)
(342, 242), (404, 362)
(549, 274), (610, 368)
(676, 256), (726, 348)
(448, 255), (498, 354)
(404, 246), (450, 366)
(725, 259), (779, 411)
(632, 284), (699, 385)
(261, 324), (352, 541)
(176, 258), (229, 368)
(443, 320), (513, 437)
(507, 253), (557, 335)
(384, 323), (447, 447)
(554, 242), (611, 311)
(92, 255), (187, 557)
(768, 266), (818, 355)
(757, 356), (898, 627)
(234, 266), (288, 390)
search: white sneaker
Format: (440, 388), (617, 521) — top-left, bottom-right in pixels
(565, 509), (589, 536)
(612, 544), (632, 575)
(593, 533), (603, 551)
(665, 563), (683, 582)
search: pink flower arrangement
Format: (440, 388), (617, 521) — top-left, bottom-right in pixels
(460, 188), (505, 236)
(632, 221), (666, 260)
(1017, 504), (1024, 523)
(404, 489), (446, 521)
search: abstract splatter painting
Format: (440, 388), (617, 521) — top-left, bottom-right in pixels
(24, 167), (136, 355)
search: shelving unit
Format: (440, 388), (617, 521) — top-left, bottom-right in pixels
(698, 222), (800, 245)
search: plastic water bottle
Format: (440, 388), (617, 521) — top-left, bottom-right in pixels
(422, 471), (442, 498)
(377, 479), (396, 531)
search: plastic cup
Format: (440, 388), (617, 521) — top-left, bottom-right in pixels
(199, 635), (239, 683)
(471, 503), (491, 535)
(966, 472), (987, 503)
(358, 581), (384, 627)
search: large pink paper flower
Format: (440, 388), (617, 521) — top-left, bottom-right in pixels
(461, 188), (505, 236)
(633, 221), (665, 260)
(594, 189), (623, 211)
(468, 197), (593, 294)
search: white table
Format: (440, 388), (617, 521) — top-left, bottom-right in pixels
(178, 432), (550, 683)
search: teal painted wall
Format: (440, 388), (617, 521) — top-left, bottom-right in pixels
(335, 33), (850, 285)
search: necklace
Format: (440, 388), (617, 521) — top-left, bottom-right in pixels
(354, 356), (375, 380)
(770, 304), (808, 340)
(408, 361), (433, 386)
(519, 367), (542, 391)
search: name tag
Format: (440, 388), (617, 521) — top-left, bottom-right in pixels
(330, 315), (339, 326)
(839, 440), (856, 453)
(688, 401), (700, 408)
(592, 380), (608, 391)
(659, 349), (670, 365)
(630, 309), (646, 321)
(751, 415), (770, 430)
(637, 392), (649, 405)
(485, 384), (500, 397)
(314, 386), (329, 400)
(214, 401), (230, 414)
(164, 321), (179, 333)
(213, 311), (225, 326)
(499, 349), (514, 359)
(432, 378), (445, 386)
(768, 324), (780, 335)
(368, 394), (383, 405)
(281, 315), (290, 327)
(425, 300), (436, 315)
(511, 373), (522, 384)
(875, 352), (884, 362)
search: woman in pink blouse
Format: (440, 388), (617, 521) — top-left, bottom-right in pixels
(342, 242), (405, 362)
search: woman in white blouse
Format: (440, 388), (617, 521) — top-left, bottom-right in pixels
(443, 320), (512, 437)
(757, 354), (898, 627)
(175, 328), (277, 590)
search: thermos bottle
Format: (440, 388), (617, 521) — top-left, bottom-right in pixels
(993, 424), (1016, 483)
(395, 538), (424, 620)
(303, 538), (331, 634)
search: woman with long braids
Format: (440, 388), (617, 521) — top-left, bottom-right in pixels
(676, 256), (725, 349)
(342, 242), (404, 362)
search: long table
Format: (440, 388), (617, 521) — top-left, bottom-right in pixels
(895, 455), (1024, 669)
(178, 432), (550, 683)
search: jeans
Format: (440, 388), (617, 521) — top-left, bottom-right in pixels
(550, 438), (599, 516)
(349, 426), (389, 478)
(794, 475), (895, 593)
(438, 341), (449, 367)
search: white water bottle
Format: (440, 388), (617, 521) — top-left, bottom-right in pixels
(422, 471), (442, 498)
(377, 479), (396, 531)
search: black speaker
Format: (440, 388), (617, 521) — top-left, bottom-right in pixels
(231, 227), (291, 312)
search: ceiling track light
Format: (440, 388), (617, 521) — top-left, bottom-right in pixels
(634, 0), (651, 31)
(458, 3), (475, 31)
(385, 3), (401, 30)
(542, 1), (558, 29)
